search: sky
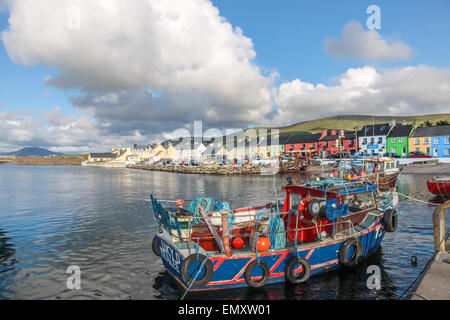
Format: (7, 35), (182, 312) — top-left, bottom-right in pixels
(0, 0), (449, 153)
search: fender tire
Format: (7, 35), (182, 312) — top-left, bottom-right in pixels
(284, 256), (311, 284)
(180, 254), (214, 289)
(152, 235), (161, 257)
(383, 209), (397, 232)
(244, 260), (270, 288)
(338, 238), (363, 268)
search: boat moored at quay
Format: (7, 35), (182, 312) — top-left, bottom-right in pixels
(150, 178), (399, 291)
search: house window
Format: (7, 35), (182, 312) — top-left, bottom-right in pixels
(311, 144), (315, 149)
(426, 147), (430, 155)
(391, 138), (396, 143)
(399, 137), (403, 143)
(446, 137), (450, 144)
(416, 147), (420, 152)
(378, 137), (383, 144)
(446, 149), (450, 156)
(363, 138), (367, 144)
(289, 145), (294, 151)
(424, 138), (429, 145)
(392, 147), (397, 153)
(434, 138), (439, 144)
(415, 138), (420, 145)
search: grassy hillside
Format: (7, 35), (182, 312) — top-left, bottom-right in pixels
(0, 155), (88, 165)
(257, 114), (450, 134)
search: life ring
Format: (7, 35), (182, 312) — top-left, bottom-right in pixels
(152, 235), (160, 257)
(306, 199), (321, 218)
(180, 254), (214, 289)
(244, 260), (270, 288)
(383, 209), (397, 232)
(338, 238), (363, 268)
(284, 256), (311, 284)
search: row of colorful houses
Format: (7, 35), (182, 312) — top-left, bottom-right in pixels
(87, 122), (450, 163)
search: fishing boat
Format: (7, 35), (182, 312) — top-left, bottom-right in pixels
(427, 177), (450, 197)
(150, 178), (398, 291)
(341, 157), (400, 191)
(279, 153), (309, 174)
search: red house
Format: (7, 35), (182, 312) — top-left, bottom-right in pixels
(284, 133), (321, 158)
(317, 130), (358, 158)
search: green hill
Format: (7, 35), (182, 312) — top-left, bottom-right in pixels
(256, 114), (450, 134)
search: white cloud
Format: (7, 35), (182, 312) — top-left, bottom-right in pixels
(0, 108), (151, 153)
(273, 65), (450, 125)
(324, 21), (412, 60)
(1, 3), (449, 153)
(2, 0), (274, 129)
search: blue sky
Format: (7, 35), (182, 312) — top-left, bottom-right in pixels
(211, 0), (450, 82)
(0, 0), (449, 152)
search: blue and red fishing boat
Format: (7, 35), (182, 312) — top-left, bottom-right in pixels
(150, 178), (398, 291)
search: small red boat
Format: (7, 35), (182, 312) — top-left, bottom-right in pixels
(427, 177), (450, 197)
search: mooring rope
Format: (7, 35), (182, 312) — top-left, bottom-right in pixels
(397, 192), (441, 206)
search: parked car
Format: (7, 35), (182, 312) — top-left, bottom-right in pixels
(407, 151), (433, 158)
(190, 159), (201, 166)
(382, 153), (401, 158)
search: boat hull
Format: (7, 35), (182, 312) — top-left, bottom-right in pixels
(156, 217), (386, 291)
(427, 180), (450, 196)
(369, 172), (399, 191)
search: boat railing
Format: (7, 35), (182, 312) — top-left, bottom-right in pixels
(153, 200), (382, 255)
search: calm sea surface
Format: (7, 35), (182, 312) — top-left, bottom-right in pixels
(0, 165), (448, 300)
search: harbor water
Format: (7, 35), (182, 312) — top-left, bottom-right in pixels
(0, 165), (449, 300)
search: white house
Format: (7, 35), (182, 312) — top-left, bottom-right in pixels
(358, 123), (393, 156)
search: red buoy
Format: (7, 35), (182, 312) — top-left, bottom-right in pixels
(256, 237), (270, 252)
(232, 237), (244, 250)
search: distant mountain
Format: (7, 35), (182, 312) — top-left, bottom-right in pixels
(0, 147), (63, 157)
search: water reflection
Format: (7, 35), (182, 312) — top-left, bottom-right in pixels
(0, 165), (448, 299)
(0, 230), (15, 269)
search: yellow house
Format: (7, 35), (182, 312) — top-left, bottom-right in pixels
(148, 141), (178, 161)
(164, 141), (178, 160)
(409, 127), (432, 155)
(111, 147), (133, 161)
(132, 144), (157, 163)
(87, 153), (117, 162)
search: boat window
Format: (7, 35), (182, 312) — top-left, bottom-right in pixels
(290, 193), (301, 211)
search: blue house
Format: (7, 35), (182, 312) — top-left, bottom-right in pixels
(429, 125), (450, 157)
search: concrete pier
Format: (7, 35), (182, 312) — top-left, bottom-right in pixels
(409, 250), (450, 300)
(409, 201), (450, 300)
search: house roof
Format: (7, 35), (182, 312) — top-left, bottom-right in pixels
(410, 125), (450, 137)
(283, 133), (321, 144)
(358, 123), (391, 137)
(319, 131), (356, 141)
(388, 125), (413, 138)
(89, 153), (116, 159)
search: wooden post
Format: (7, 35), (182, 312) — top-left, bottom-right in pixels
(433, 200), (450, 252)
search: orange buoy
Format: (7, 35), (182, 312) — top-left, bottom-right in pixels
(256, 237), (270, 252)
(232, 237), (244, 250)
(347, 174), (352, 179)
